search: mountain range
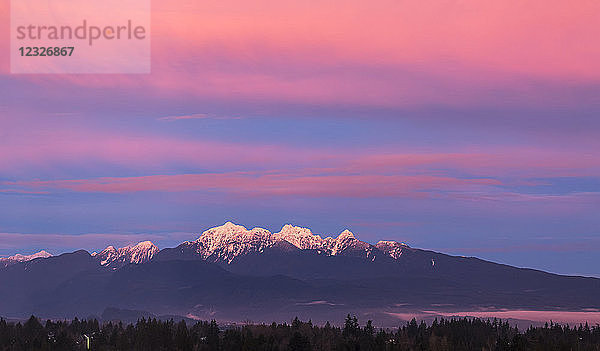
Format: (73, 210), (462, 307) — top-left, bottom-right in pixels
(1, 222), (599, 326)
(0, 250), (52, 268)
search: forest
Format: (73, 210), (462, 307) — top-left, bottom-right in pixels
(0, 314), (599, 350)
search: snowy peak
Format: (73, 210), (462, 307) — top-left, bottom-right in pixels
(184, 221), (408, 263)
(273, 224), (323, 250)
(193, 222), (275, 263)
(126, 241), (160, 264)
(276, 224), (315, 238)
(95, 245), (117, 256)
(198, 222), (272, 243)
(131, 241), (157, 250)
(1, 222), (411, 270)
(376, 240), (409, 247)
(322, 229), (367, 257)
(375, 240), (409, 259)
(336, 229), (356, 241)
(201, 221), (248, 237)
(95, 241), (159, 268)
(0, 250), (52, 267)
(11, 250), (52, 261)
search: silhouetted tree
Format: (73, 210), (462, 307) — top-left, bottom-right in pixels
(1, 314), (600, 350)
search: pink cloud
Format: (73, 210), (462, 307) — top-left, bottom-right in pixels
(2, 1), (599, 108)
(348, 150), (600, 178)
(149, 0), (600, 83)
(0, 129), (326, 173)
(9, 172), (501, 198)
(0, 189), (49, 195)
(158, 113), (212, 121)
(1, 127), (599, 194)
(157, 113), (243, 121)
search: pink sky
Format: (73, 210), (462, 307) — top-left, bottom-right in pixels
(2, 0), (600, 107)
(1, 0), (599, 277)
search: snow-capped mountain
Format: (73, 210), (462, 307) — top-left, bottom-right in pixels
(176, 221), (409, 264)
(3, 221), (600, 322)
(375, 240), (410, 259)
(1, 222), (410, 270)
(92, 241), (159, 269)
(187, 222), (274, 263)
(0, 250), (52, 267)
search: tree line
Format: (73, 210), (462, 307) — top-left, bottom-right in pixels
(0, 314), (599, 350)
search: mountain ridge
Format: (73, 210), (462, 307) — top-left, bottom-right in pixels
(178, 221), (410, 264)
(2, 221), (599, 324)
(0, 250), (53, 268)
(0, 221), (411, 269)
(91, 241), (159, 269)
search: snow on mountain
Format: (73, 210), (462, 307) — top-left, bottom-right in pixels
(0, 250), (52, 267)
(183, 222), (408, 264)
(322, 229), (375, 257)
(0, 222), (409, 269)
(93, 241), (159, 268)
(187, 222), (276, 263)
(273, 224), (323, 250)
(273, 225), (370, 257)
(375, 240), (409, 259)
(128, 241), (160, 264)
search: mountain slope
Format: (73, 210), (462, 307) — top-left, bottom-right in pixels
(0, 250), (52, 268)
(92, 241), (159, 269)
(32, 260), (316, 319)
(154, 222), (600, 311)
(155, 222), (405, 267)
(1, 221), (599, 323)
(0, 250), (100, 317)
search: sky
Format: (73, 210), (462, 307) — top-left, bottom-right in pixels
(0, 0), (599, 276)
